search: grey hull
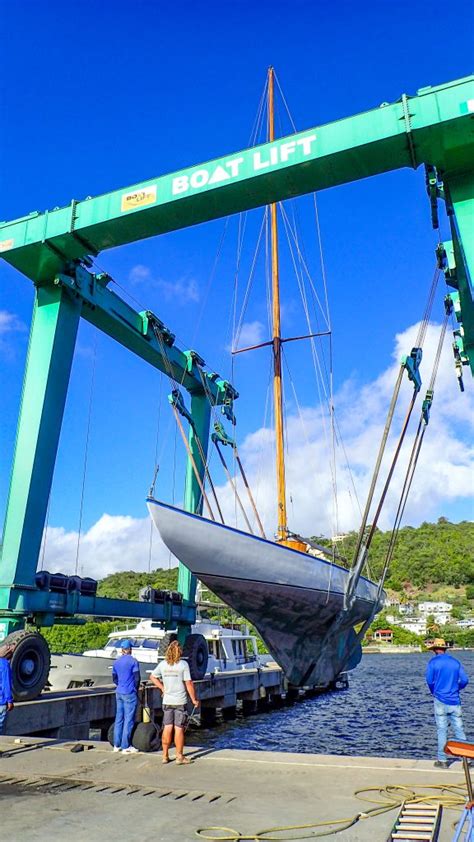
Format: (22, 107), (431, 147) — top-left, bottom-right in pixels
(147, 500), (383, 686)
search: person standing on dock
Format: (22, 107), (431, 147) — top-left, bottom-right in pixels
(112, 640), (140, 754)
(150, 640), (200, 765)
(0, 642), (14, 737)
(425, 638), (469, 768)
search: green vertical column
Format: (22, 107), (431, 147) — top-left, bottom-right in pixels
(0, 284), (81, 599)
(445, 172), (474, 374)
(177, 391), (211, 610)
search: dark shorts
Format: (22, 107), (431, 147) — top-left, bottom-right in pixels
(162, 704), (187, 728)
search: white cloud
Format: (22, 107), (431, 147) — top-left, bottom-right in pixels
(40, 513), (173, 579)
(0, 309), (26, 357)
(129, 264), (151, 284)
(217, 320), (474, 538)
(231, 320), (266, 352)
(129, 264), (199, 304)
(40, 320), (473, 579)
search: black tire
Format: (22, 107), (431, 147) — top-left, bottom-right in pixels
(132, 722), (161, 752)
(4, 629), (51, 701)
(183, 633), (208, 680)
(158, 632), (178, 657)
(107, 722), (115, 746)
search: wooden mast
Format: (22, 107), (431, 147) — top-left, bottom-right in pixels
(268, 66), (288, 543)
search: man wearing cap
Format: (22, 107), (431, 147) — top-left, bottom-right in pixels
(112, 640), (140, 754)
(425, 638), (469, 768)
(0, 643), (14, 737)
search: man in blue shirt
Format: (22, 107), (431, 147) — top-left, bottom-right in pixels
(0, 642), (14, 737)
(425, 638), (469, 768)
(112, 640), (140, 754)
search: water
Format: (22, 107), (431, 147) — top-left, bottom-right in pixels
(188, 652), (474, 760)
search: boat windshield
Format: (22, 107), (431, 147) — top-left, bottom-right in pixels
(105, 637), (159, 650)
(141, 639), (159, 649)
(107, 638), (138, 649)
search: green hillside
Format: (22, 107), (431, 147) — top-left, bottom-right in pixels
(312, 518), (474, 590)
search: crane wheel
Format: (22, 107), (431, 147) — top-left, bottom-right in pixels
(157, 632), (178, 656)
(183, 633), (208, 680)
(3, 629), (51, 701)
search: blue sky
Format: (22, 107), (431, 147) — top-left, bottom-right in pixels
(1, 0), (473, 575)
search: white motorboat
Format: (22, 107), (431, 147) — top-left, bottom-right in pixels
(47, 616), (266, 692)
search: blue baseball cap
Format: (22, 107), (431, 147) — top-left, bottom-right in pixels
(121, 639), (132, 650)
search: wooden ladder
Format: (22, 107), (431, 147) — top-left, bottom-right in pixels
(387, 802), (442, 841)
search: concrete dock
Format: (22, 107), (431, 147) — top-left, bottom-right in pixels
(4, 670), (344, 740)
(0, 736), (467, 841)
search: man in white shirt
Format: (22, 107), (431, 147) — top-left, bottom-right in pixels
(150, 640), (199, 764)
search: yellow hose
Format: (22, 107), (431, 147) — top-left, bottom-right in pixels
(195, 781), (468, 840)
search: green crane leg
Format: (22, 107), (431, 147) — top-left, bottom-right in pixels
(445, 173), (474, 373)
(0, 284), (81, 635)
(177, 393), (211, 641)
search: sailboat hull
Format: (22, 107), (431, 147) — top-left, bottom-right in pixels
(147, 500), (383, 686)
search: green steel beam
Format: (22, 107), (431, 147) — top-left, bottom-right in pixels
(444, 173), (474, 374)
(0, 285), (81, 595)
(177, 393), (212, 639)
(56, 264), (235, 402)
(1, 76), (473, 284)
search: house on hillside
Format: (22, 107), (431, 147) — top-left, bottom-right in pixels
(399, 618), (427, 635)
(418, 601), (452, 626)
(384, 596), (400, 610)
(418, 601), (452, 614)
(372, 629), (393, 644)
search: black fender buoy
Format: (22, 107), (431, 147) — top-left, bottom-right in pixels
(108, 720), (161, 752)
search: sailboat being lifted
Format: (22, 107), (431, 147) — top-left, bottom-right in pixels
(148, 69), (384, 687)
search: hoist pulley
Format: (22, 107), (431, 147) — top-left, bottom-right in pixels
(403, 347), (423, 392)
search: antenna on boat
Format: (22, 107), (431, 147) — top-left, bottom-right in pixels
(268, 66), (288, 545)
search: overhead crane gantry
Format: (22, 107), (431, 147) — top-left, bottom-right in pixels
(1, 73), (473, 699)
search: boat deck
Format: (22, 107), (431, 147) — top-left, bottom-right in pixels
(0, 736), (467, 841)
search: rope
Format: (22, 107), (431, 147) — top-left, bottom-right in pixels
(196, 781), (468, 840)
(234, 448), (266, 538)
(149, 319), (218, 520)
(279, 206), (337, 509)
(377, 313), (451, 589)
(192, 429), (225, 524)
(349, 263), (441, 585)
(171, 405), (215, 521)
(39, 493), (51, 571)
(74, 332), (98, 575)
(214, 441), (254, 534)
(148, 375), (163, 572)
(233, 209), (268, 351)
(279, 203), (330, 331)
(348, 363), (405, 578)
(191, 218), (230, 348)
(365, 387), (418, 547)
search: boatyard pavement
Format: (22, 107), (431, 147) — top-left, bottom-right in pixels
(0, 737), (467, 841)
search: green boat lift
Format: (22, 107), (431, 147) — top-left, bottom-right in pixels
(1, 73), (473, 698)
